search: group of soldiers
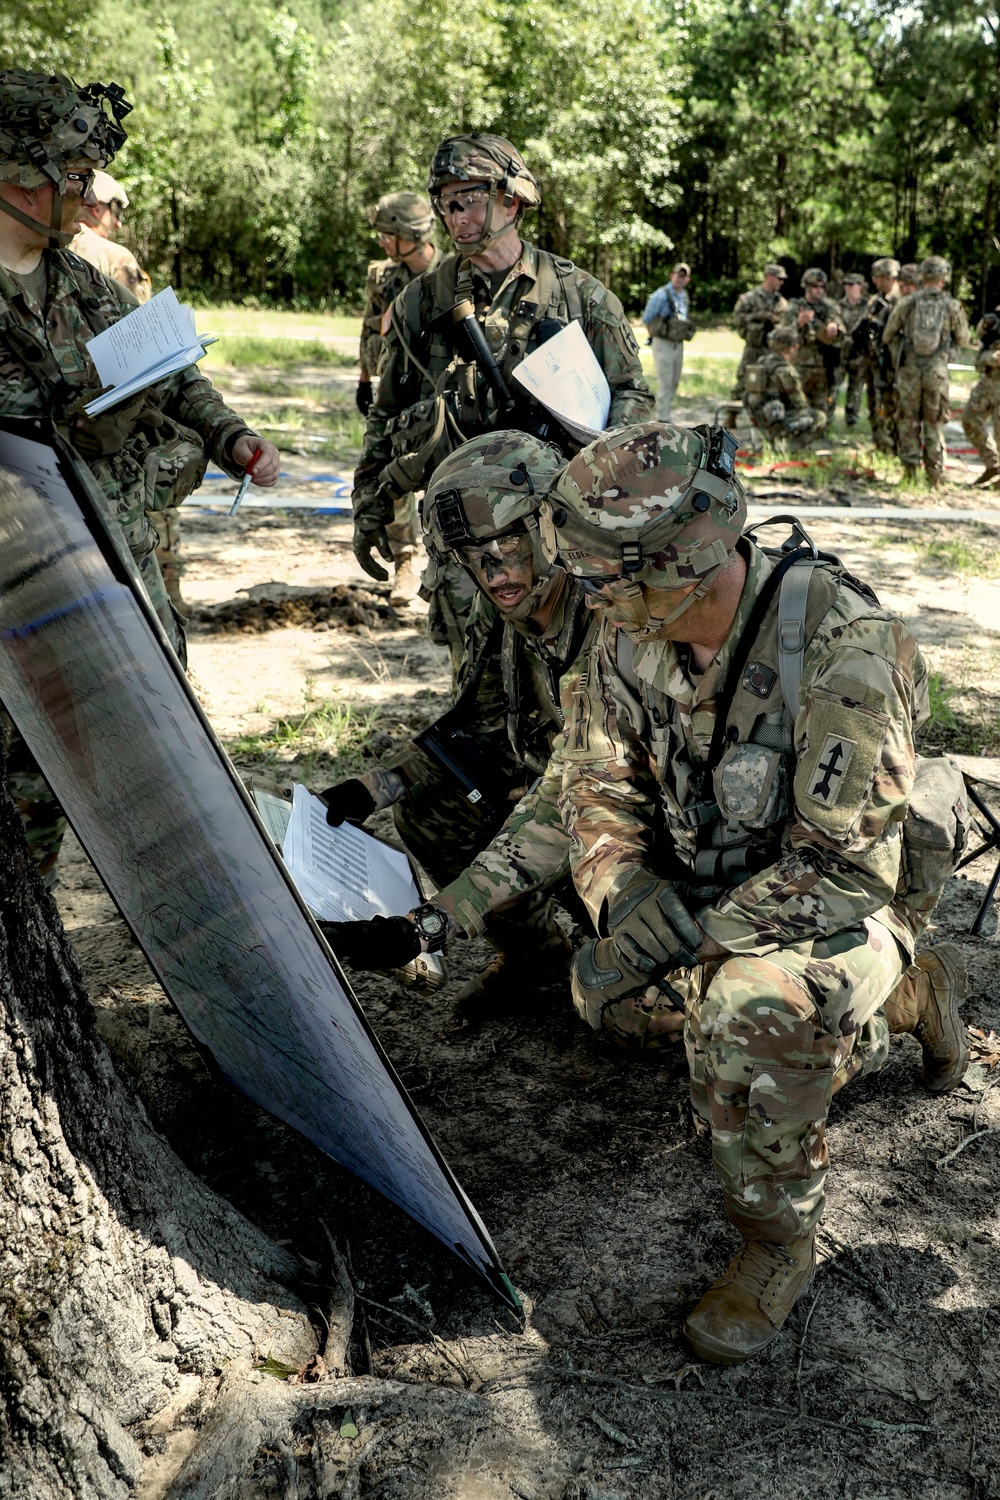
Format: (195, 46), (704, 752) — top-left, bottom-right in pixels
(729, 255), (1000, 488)
(0, 73), (974, 1371)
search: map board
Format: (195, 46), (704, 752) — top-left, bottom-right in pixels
(0, 418), (516, 1310)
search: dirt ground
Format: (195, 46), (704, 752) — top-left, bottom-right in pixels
(49, 477), (1000, 1500)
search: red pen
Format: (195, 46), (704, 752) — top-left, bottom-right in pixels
(229, 446), (262, 517)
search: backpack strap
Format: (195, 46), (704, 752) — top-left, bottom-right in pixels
(776, 558), (821, 717)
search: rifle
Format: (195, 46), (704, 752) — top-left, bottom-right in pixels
(980, 312), (1000, 351)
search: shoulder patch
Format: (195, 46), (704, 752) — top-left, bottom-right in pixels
(380, 306), (393, 337)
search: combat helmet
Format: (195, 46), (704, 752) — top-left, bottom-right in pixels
(801, 267), (827, 288)
(768, 325), (799, 351)
(920, 255), (951, 284)
(899, 263), (921, 288)
(428, 133), (540, 256)
(368, 190), (434, 246)
(0, 69), (132, 245)
(538, 422), (746, 638)
(424, 431), (565, 621)
(871, 257), (900, 280)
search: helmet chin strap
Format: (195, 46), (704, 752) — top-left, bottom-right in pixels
(501, 564), (560, 623)
(0, 184), (75, 247)
(611, 561), (726, 641)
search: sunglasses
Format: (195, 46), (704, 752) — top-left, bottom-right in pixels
(459, 531), (533, 573)
(64, 170), (96, 194)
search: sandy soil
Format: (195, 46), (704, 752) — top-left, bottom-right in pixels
(53, 496), (1000, 1500)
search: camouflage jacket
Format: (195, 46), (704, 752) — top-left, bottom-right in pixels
(0, 250), (250, 567)
(555, 540), (928, 960)
(837, 297), (867, 352)
(358, 248), (442, 379)
(68, 223), (152, 304)
(778, 296), (846, 368)
(855, 287), (900, 365)
(353, 241), (651, 511)
(974, 344), (1000, 377)
(882, 287), (969, 367)
(744, 352), (809, 416)
(425, 574), (598, 936)
(732, 286), (788, 349)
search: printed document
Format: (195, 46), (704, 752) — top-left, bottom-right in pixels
(512, 318), (611, 441)
(84, 287), (213, 416)
(282, 784), (419, 922)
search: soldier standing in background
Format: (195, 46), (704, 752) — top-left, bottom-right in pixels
(351, 132), (651, 678)
(729, 263), (788, 419)
(356, 192), (440, 605)
(961, 305), (1000, 486)
(68, 169), (150, 301)
(778, 268), (845, 416)
(882, 256), (969, 486)
(834, 272), (868, 426)
(899, 264), (921, 296)
(861, 258), (902, 452)
(744, 326), (827, 446)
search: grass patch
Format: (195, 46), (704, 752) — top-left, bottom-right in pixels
(205, 335), (356, 371)
(247, 401), (366, 457)
(909, 535), (1000, 579)
(228, 688), (379, 783)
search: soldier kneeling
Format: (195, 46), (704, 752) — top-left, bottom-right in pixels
(745, 326), (827, 449)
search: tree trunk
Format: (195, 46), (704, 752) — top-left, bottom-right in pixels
(0, 769), (319, 1497)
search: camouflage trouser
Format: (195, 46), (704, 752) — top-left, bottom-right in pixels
(420, 550), (477, 685)
(961, 372), (1000, 469)
(866, 363), (897, 452)
(580, 918), (905, 1245)
(386, 490), (419, 561)
(895, 357), (950, 475)
(758, 408), (827, 451)
(833, 353), (866, 424)
(796, 353), (834, 414)
(149, 507), (186, 612)
(2, 710), (66, 885)
(392, 751), (570, 951)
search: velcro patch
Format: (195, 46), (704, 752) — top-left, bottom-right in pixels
(806, 734), (857, 805)
(380, 306), (392, 336)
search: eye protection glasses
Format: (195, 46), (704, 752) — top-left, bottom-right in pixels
(458, 531), (534, 574)
(433, 186), (490, 217)
(63, 169), (96, 196)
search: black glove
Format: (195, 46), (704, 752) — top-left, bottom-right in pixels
(352, 519), (393, 582)
(320, 779), (376, 827)
(319, 914), (420, 971)
(356, 381), (374, 416)
(605, 871), (702, 974)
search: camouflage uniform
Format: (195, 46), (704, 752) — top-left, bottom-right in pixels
(540, 423), (929, 1247)
(778, 280), (846, 413)
(743, 340), (826, 448)
(353, 135), (651, 673)
(960, 313), (1000, 471)
(883, 265), (969, 478)
(833, 277), (868, 425)
(730, 278), (788, 402)
(860, 262), (901, 452)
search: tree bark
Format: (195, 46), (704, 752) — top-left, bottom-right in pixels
(0, 768), (319, 1497)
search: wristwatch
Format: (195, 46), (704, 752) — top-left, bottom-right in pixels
(412, 902), (449, 952)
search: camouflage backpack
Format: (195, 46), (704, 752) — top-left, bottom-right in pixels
(909, 292), (950, 358)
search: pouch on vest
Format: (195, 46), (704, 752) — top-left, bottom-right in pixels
(667, 316), (697, 343)
(745, 364), (767, 395)
(900, 756), (969, 909)
(909, 296), (949, 358)
(712, 741), (788, 830)
(142, 415), (209, 512)
(382, 394), (454, 498)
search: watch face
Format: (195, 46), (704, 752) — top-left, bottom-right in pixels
(416, 905), (447, 941)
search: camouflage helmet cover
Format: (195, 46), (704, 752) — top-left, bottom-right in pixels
(871, 257), (900, 278)
(539, 423), (747, 596)
(920, 255), (952, 283)
(368, 190), (435, 243)
(899, 263), (921, 285)
(0, 69), (131, 188)
(763, 262), (787, 279)
(423, 430), (565, 553)
(842, 272), (866, 287)
(801, 267), (827, 287)
(428, 133), (541, 208)
(768, 325), (799, 350)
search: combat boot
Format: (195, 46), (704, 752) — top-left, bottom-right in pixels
(389, 548), (421, 607)
(901, 464), (920, 482)
(926, 471), (942, 489)
(683, 1233), (816, 1365)
(452, 926), (573, 1019)
(974, 465), (1000, 486)
(883, 943), (969, 1093)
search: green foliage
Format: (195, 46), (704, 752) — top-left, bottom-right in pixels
(229, 693), (380, 782)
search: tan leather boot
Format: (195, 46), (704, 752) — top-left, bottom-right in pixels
(389, 547), (421, 606)
(883, 943), (969, 1093)
(453, 927), (573, 1019)
(683, 1233), (816, 1365)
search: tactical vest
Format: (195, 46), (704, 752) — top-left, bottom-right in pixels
(0, 251), (208, 513)
(614, 545), (966, 921)
(499, 578), (595, 774)
(381, 248), (587, 496)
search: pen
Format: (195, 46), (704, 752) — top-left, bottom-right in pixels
(229, 447), (262, 517)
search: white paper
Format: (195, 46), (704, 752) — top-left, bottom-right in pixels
(84, 287), (211, 415)
(512, 318), (611, 441)
(283, 784), (419, 923)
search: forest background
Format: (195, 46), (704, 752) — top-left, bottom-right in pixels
(6, 0), (1000, 314)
